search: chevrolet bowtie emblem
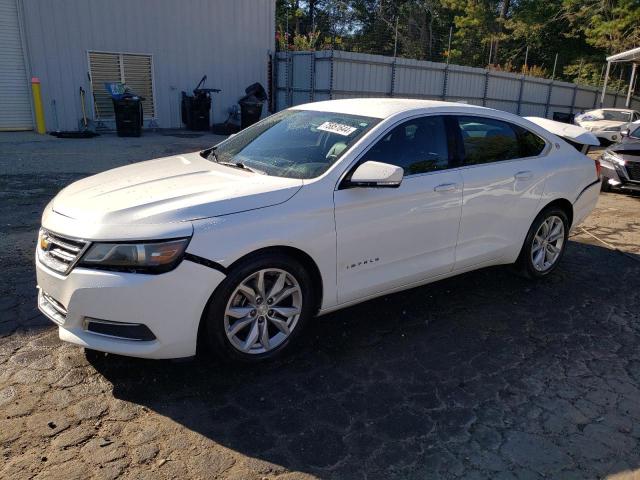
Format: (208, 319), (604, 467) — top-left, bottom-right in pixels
(40, 235), (51, 250)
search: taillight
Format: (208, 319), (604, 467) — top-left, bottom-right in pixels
(594, 159), (602, 180)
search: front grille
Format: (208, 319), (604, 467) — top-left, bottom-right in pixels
(38, 290), (67, 325)
(624, 161), (640, 181)
(37, 229), (90, 275)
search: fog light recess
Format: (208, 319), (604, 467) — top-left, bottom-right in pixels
(84, 318), (156, 341)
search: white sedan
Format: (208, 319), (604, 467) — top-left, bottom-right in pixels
(36, 99), (601, 361)
(575, 108), (640, 145)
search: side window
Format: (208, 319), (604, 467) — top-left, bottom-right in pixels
(632, 112), (639, 122)
(362, 116), (450, 175)
(457, 116), (520, 165)
(516, 127), (547, 157)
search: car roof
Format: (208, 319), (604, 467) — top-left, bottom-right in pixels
(586, 108), (635, 113)
(290, 98), (494, 119)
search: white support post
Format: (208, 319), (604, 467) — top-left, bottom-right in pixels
(600, 61), (611, 107)
(626, 63), (637, 108)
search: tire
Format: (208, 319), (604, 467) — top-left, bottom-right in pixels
(600, 176), (611, 192)
(515, 207), (570, 279)
(200, 252), (316, 363)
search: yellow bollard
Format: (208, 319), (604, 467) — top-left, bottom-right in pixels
(31, 77), (46, 134)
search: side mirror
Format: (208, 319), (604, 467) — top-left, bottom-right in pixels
(621, 128), (630, 138)
(348, 161), (403, 188)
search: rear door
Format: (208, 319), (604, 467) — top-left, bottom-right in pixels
(453, 115), (548, 269)
(334, 115), (463, 303)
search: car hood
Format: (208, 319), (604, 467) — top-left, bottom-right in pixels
(607, 139), (640, 158)
(576, 119), (624, 130)
(51, 152), (303, 224)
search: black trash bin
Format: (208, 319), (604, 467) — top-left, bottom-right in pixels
(238, 83), (267, 129)
(113, 96), (143, 137)
(181, 75), (220, 131)
(239, 97), (264, 129)
(181, 91), (212, 131)
(552, 112), (575, 124)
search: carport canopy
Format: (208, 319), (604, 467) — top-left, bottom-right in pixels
(601, 46), (640, 108)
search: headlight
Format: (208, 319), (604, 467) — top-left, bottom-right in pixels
(602, 126), (621, 132)
(602, 150), (625, 166)
(78, 238), (190, 274)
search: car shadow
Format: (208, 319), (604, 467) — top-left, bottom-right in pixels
(89, 241), (640, 479)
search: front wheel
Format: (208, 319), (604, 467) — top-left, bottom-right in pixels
(201, 253), (316, 363)
(516, 208), (569, 278)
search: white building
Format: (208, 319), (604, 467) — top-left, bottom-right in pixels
(0, 0), (275, 131)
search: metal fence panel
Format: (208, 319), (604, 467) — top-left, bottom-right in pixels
(314, 56), (332, 91)
(487, 73), (521, 102)
(446, 65), (486, 99)
(519, 103), (547, 117)
(332, 51), (393, 95)
(486, 99), (519, 114)
(550, 85), (574, 107)
(394, 58), (445, 97)
(603, 93), (617, 107)
(275, 50), (639, 118)
(575, 88), (597, 110)
(521, 79), (549, 104)
(292, 53), (312, 90)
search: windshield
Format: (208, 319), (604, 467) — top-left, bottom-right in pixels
(209, 110), (380, 179)
(580, 109), (631, 122)
(630, 125), (640, 139)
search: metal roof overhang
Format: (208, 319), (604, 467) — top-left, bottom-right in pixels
(601, 47), (640, 107)
(607, 46), (640, 63)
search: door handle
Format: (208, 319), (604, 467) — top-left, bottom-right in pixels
(433, 183), (459, 192)
(514, 171), (533, 181)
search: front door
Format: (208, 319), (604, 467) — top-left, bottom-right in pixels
(334, 115), (463, 304)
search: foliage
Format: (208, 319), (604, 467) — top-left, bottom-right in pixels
(276, 0), (640, 88)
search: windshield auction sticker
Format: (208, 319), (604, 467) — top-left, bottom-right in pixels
(317, 121), (358, 136)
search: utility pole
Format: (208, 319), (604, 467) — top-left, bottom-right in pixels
(551, 53), (558, 80)
(523, 45), (529, 72)
(577, 58), (584, 80)
(446, 25), (452, 65)
(488, 38), (493, 67)
(393, 16), (399, 58)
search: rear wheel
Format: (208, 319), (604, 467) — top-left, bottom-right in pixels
(201, 253), (316, 363)
(516, 207), (569, 278)
(600, 176), (611, 192)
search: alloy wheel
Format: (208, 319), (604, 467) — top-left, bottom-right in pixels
(224, 268), (302, 354)
(531, 215), (565, 272)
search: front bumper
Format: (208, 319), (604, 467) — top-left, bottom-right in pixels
(36, 255), (225, 359)
(600, 157), (640, 191)
(594, 131), (621, 143)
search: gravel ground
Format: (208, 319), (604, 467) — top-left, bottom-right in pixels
(1, 133), (639, 479)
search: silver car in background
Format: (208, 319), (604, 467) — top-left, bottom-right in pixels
(575, 108), (640, 145)
(600, 123), (640, 192)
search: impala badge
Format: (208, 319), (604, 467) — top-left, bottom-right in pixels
(346, 257), (380, 270)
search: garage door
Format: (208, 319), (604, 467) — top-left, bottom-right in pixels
(0, 0), (32, 130)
